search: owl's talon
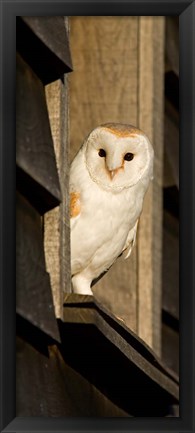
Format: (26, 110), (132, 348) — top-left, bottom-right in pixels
(72, 275), (93, 296)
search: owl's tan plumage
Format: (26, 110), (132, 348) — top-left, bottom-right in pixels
(70, 123), (154, 295)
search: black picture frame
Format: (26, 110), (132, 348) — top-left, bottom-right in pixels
(0, 0), (194, 432)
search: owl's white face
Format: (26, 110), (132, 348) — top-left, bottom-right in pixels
(84, 124), (154, 192)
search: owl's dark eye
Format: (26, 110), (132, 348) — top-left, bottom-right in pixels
(98, 149), (106, 157)
(124, 152), (134, 161)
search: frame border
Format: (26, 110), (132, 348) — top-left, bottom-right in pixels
(0, 0), (194, 432)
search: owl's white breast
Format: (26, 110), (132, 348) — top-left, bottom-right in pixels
(70, 146), (145, 278)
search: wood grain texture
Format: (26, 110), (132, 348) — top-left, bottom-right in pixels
(17, 16), (72, 85)
(44, 18), (71, 319)
(69, 16), (165, 356)
(16, 192), (60, 342)
(16, 53), (61, 214)
(137, 17), (165, 355)
(44, 72), (71, 317)
(59, 55), (72, 298)
(44, 81), (61, 318)
(69, 16), (138, 162)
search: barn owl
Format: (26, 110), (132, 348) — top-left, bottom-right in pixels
(70, 123), (154, 295)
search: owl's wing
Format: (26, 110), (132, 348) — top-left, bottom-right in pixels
(123, 219), (139, 259)
(92, 220), (139, 286)
(70, 191), (81, 230)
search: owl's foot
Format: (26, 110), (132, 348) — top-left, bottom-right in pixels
(71, 274), (93, 296)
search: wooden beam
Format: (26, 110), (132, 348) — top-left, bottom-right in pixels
(44, 75), (71, 319)
(137, 17), (165, 355)
(69, 16), (139, 332)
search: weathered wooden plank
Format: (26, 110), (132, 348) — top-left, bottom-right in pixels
(16, 16), (72, 85)
(44, 80), (61, 318)
(137, 17), (165, 355)
(16, 192), (60, 341)
(16, 53), (61, 214)
(44, 74), (71, 319)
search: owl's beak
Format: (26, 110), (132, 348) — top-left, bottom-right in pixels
(108, 169), (119, 180)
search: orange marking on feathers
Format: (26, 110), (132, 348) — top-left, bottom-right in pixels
(102, 125), (141, 138)
(70, 192), (81, 218)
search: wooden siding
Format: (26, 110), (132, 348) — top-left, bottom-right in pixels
(162, 16), (179, 374)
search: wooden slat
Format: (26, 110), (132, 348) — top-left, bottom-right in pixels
(137, 17), (164, 355)
(43, 19), (72, 318)
(16, 16), (72, 85)
(44, 80), (61, 318)
(44, 75), (71, 319)
(16, 192), (60, 342)
(16, 53), (61, 214)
